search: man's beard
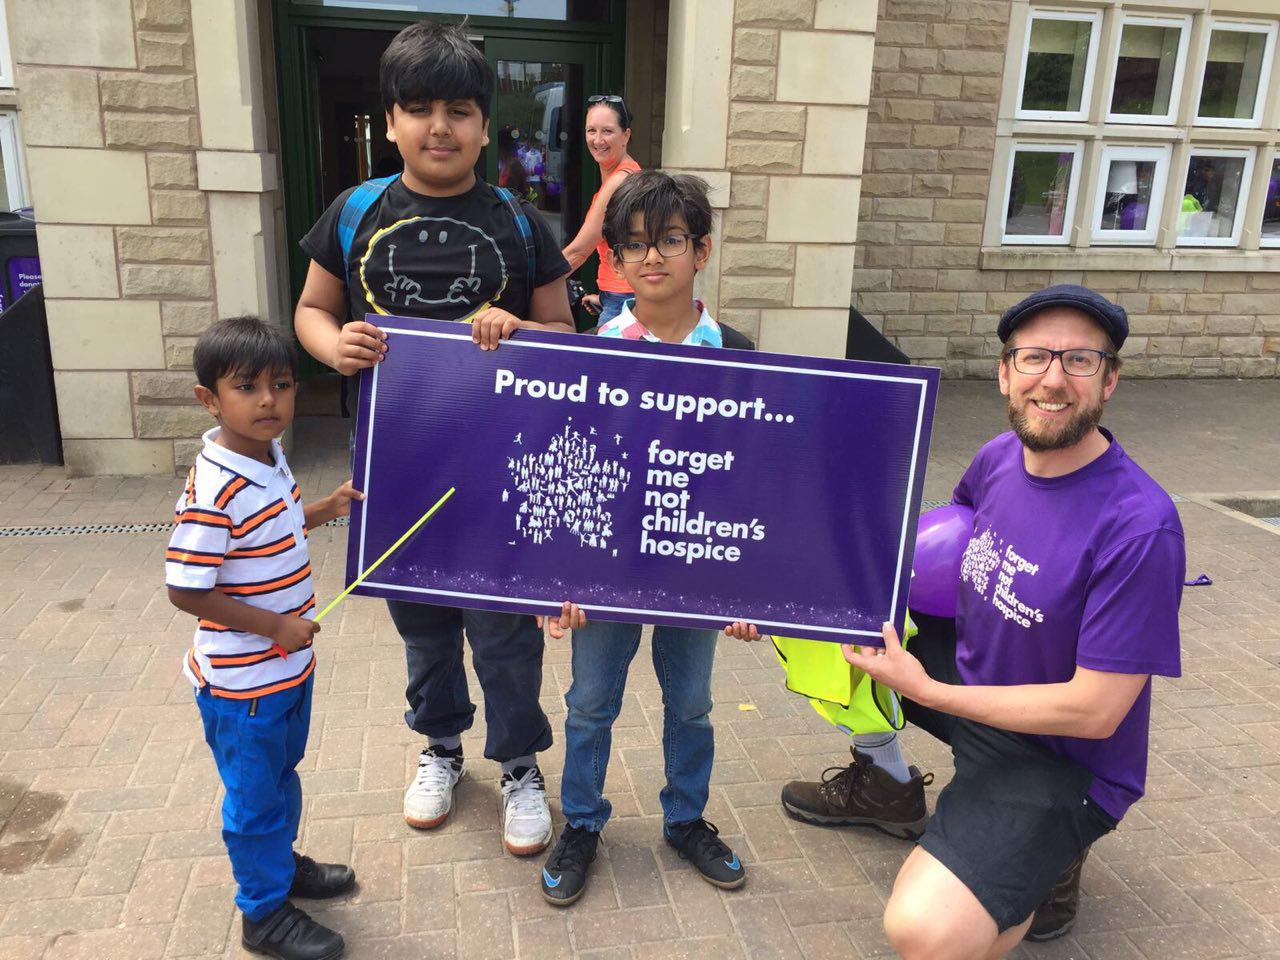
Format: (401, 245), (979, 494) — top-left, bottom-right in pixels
(1007, 390), (1105, 453)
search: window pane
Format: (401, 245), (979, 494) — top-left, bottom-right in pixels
(1099, 159), (1157, 231)
(1262, 159), (1280, 243)
(291, 0), (608, 20)
(1111, 23), (1181, 116)
(1198, 29), (1268, 120)
(1022, 18), (1092, 113)
(1005, 150), (1076, 237)
(0, 146), (10, 212)
(1178, 155), (1247, 240)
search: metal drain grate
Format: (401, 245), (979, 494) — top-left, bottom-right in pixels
(1262, 517), (1280, 528)
(0, 516), (351, 539)
(0, 522), (172, 538)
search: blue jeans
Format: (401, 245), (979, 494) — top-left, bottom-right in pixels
(388, 599), (552, 762)
(596, 291), (632, 326)
(561, 620), (718, 831)
(196, 675), (313, 921)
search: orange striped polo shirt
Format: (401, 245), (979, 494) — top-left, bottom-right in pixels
(166, 428), (316, 699)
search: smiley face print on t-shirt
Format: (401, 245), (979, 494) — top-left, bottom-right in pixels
(357, 216), (509, 321)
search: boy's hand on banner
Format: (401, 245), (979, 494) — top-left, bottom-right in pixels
(842, 622), (931, 700)
(334, 320), (388, 375)
(471, 309), (524, 350)
(724, 621), (762, 642)
(272, 614), (320, 653)
(538, 601), (586, 640)
(326, 480), (364, 518)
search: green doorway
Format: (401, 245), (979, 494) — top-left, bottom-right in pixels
(272, 0), (625, 361)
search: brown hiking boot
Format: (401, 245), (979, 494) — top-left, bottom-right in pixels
(780, 748), (932, 840)
(1027, 848), (1089, 942)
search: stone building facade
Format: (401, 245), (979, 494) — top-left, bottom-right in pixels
(7, 0), (286, 476)
(855, 0), (1280, 378)
(4, 0), (1276, 476)
(663, 0), (875, 356)
(5, 0), (876, 475)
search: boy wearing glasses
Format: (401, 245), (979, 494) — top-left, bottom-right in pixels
(536, 170), (750, 906)
(840, 285), (1184, 958)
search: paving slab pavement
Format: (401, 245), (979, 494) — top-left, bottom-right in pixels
(0, 378), (1278, 959)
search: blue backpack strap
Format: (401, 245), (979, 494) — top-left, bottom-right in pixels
(490, 183), (537, 315)
(337, 174), (399, 291)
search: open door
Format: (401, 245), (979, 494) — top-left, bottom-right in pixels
(482, 37), (602, 249)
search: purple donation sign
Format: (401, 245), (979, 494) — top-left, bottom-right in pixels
(0, 256), (40, 312)
(347, 317), (939, 643)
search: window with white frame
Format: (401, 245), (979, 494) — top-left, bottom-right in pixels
(1002, 143), (1083, 244)
(998, 6), (1280, 252)
(0, 113), (28, 212)
(0, 0), (11, 89)
(1016, 11), (1101, 121)
(1195, 20), (1277, 128)
(1262, 158), (1280, 248)
(1107, 15), (1191, 125)
(1176, 148), (1255, 247)
(1092, 145), (1171, 245)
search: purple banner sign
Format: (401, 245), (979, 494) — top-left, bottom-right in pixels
(347, 317), (939, 643)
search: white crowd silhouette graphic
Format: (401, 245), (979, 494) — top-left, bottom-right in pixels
(506, 421), (632, 551)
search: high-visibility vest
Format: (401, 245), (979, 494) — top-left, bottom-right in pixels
(770, 615), (917, 735)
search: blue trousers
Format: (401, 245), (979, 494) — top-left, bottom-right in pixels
(561, 621), (717, 831)
(595, 291), (632, 326)
(196, 676), (312, 921)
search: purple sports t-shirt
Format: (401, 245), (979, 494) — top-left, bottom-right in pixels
(952, 429), (1184, 821)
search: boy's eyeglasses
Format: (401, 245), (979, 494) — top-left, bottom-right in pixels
(1005, 347), (1116, 377)
(588, 94), (626, 106)
(615, 234), (702, 262)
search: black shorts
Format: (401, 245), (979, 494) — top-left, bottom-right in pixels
(903, 614), (1118, 932)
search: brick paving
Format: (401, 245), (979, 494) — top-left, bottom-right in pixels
(1, 381), (1278, 960)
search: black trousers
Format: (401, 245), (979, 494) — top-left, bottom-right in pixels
(388, 599), (553, 763)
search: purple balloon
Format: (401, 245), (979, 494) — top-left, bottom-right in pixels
(909, 504), (975, 618)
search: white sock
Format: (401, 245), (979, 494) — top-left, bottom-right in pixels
(501, 754), (537, 778)
(854, 733), (911, 783)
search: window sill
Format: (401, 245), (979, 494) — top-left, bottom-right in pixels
(980, 247), (1280, 272)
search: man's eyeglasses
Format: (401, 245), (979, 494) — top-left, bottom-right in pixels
(1006, 347), (1116, 377)
(615, 234), (701, 263)
(588, 94), (625, 106)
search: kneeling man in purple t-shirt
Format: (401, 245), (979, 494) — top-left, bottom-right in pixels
(845, 284), (1184, 960)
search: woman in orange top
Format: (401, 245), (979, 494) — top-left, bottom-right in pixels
(561, 95), (642, 325)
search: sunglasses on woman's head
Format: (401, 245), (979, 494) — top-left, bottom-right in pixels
(588, 94), (625, 105)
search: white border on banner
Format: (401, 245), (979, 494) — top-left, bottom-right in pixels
(357, 326), (934, 641)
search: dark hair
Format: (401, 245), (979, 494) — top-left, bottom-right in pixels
(194, 316), (297, 391)
(380, 20), (494, 119)
(587, 95), (631, 131)
(602, 170), (713, 250)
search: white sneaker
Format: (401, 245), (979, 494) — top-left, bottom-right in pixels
(500, 765), (553, 856)
(404, 745), (464, 829)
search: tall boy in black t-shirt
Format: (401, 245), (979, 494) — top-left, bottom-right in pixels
(294, 20), (573, 857)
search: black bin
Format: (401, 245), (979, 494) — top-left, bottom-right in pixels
(0, 211), (60, 465)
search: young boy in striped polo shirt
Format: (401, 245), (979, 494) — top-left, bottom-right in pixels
(167, 316), (364, 960)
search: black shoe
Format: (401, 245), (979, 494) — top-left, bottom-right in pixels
(242, 902), (344, 960)
(540, 825), (600, 907)
(1026, 848), (1089, 942)
(290, 852), (356, 899)
(781, 749), (932, 840)
(664, 818), (746, 889)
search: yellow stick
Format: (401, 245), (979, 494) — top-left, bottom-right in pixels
(315, 486), (456, 623)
